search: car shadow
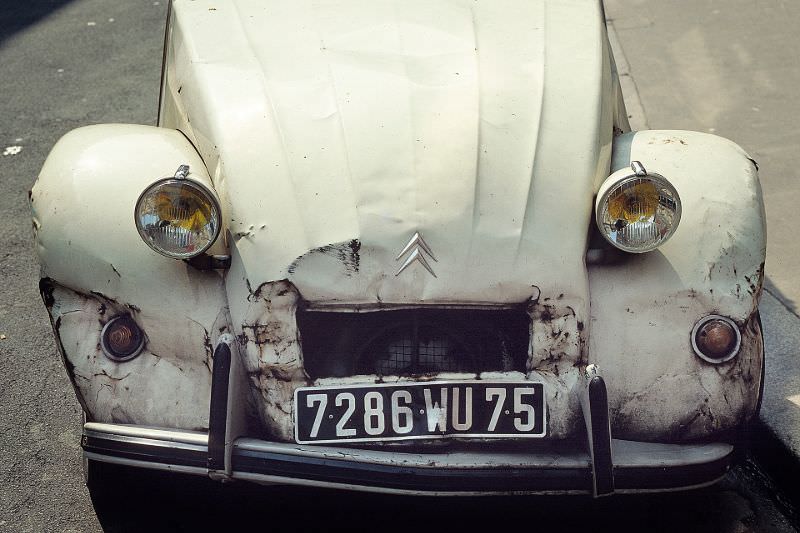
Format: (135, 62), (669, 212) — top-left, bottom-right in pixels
(0, 1), (77, 48)
(91, 458), (796, 532)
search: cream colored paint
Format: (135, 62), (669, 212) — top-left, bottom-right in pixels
(32, 126), (230, 429)
(31, 0), (765, 444)
(591, 130), (765, 440)
(161, 0), (615, 307)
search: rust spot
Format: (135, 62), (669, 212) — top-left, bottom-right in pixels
(349, 239), (361, 271)
(248, 366), (297, 382)
(203, 329), (213, 373)
(288, 240), (362, 276)
(241, 323), (286, 346)
(246, 279), (265, 302)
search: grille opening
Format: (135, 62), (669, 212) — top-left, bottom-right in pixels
(298, 308), (531, 379)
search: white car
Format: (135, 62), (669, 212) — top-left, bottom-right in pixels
(31, 0), (766, 499)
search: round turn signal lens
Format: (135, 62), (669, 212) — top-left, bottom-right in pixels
(691, 315), (741, 363)
(135, 175), (221, 259)
(101, 316), (145, 362)
(596, 161), (681, 253)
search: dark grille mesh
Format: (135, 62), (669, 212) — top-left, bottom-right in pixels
(298, 308), (530, 378)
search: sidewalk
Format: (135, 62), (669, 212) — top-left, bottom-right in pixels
(605, 0), (800, 471)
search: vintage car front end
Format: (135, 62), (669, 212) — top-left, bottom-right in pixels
(31, 0), (765, 497)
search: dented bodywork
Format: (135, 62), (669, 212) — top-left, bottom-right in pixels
(31, 0), (766, 496)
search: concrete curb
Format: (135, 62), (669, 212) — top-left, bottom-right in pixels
(756, 291), (800, 505)
(606, 19), (648, 132)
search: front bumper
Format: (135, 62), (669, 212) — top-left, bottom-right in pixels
(81, 337), (734, 497)
(83, 422), (733, 496)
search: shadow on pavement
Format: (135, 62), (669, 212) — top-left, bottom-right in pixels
(89, 460), (797, 533)
(0, 1), (77, 47)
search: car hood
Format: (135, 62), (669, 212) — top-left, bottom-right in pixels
(164, 0), (617, 306)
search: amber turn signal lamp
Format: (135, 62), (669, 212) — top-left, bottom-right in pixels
(101, 316), (145, 362)
(691, 315), (741, 363)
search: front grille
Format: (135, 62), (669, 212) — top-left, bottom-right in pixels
(298, 308), (530, 378)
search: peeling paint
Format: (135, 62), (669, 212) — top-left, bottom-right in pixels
(586, 130), (766, 442)
(42, 280), (214, 430)
(611, 312), (762, 441)
(234, 279), (586, 441)
(527, 297), (585, 373)
(235, 280), (308, 440)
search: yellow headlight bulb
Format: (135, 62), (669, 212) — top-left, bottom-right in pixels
(607, 180), (659, 224)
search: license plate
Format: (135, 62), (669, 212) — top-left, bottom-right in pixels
(294, 381), (546, 444)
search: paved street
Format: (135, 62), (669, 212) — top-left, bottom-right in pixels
(0, 1), (798, 531)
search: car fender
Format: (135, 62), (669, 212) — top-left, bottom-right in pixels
(591, 130), (766, 441)
(32, 124), (229, 429)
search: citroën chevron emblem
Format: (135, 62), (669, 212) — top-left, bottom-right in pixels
(395, 232), (438, 278)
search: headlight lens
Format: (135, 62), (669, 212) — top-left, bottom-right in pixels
(596, 162), (681, 253)
(135, 173), (221, 259)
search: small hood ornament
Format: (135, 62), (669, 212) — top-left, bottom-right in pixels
(395, 232), (438, 278)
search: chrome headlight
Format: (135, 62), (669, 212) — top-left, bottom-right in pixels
(134, 165), (221, 259)
(596, 161), (681, 253)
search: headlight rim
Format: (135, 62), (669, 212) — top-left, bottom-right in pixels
(134, 173), (222, 260)
(595, 162), (682, 254)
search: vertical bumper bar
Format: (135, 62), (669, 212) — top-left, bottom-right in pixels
(208, 338), (232, 472)
(207, 333), (248, 480)
(579, 365), (614, 497)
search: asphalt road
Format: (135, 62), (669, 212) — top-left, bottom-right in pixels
(0, 1), (797, 532)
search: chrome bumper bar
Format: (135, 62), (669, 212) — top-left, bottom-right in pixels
(82, 422), (732, 496)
